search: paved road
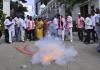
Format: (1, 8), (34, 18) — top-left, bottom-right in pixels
(0, 36), (100, 70)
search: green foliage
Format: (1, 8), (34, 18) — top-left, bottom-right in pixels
(0, 10), (5, 31)
(0, 0), (2, 3)
(11, 1), (27, 12)
(11, 0), (27, 16)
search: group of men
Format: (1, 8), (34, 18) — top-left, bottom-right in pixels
(3, 13), (73, 44)
(76, 8), (100, 52)
(2, 7), (100, 52)
(4, 16), (26, 43)
(48, 8), (100, 52)
(49, 13), (73, 42)
(76, 8), (99, 43)
(3, 15), (51, 44)
(4, 15), (38, 44)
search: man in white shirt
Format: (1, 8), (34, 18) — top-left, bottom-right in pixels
(53, 15), (59, 37)
(91, 11), (97, 42)
(4, 17), (14, 43)
(53, 16), (59, 29)
(66, 13), (73, 42)
(95, 8), (100, 52)
(19, 16), (26, 42)
(13, 16), (20, 41)
(25, 15), (30, 40)
(84, 14), (93, 44)
(57, 15), (66, 40)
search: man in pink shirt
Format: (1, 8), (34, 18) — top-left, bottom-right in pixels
(76, 13), (84, 41)
(28, 16), (36, 41)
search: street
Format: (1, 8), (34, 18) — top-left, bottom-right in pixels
(0, 34), (100, 70)
(0, 0), (100, 70)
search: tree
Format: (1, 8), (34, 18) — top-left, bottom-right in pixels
(0, 0), (4, 22)
(11, 0), (27, 17)
(0, 0), (2, 3)
(0, 10), (6, 31)
(0, 0), (3, 10)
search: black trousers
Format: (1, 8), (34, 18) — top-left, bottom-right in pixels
(28, 29), (36, 41)
(78, 28), (83, 41)
(25, 29), (29, 40)
(5, 29), (9, 43)
(84, 29), (92, 43)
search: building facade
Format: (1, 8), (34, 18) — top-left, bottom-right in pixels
(72, 0), (100, 20)
(38, 0), (100, 20)
(41, 0), (65, 19)
(47, 0), (58, 18)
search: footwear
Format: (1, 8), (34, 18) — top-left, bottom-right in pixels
(20, 40), (25, 42)
(22, 41), (25, 42)
(8, 42), (12, 44)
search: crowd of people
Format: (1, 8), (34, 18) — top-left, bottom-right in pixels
(2, 13), (73, 44)
(3, 15), (45, 43)
(76, 8), (100, 52)
(0, 8), (100, 52)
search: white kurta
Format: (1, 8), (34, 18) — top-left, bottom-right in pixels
(5, 19), (15, 43)
(66, 16), (73, 42)
(53, 18), (59, 29)
(67, 16), (73, 28)
(19, 18), (26, 41)
(4, 19), (9, 29)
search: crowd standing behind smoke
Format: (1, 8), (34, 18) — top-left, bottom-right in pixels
(0, 8), (100, 53)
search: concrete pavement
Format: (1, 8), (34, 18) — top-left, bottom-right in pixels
(0, 36), (100, 70)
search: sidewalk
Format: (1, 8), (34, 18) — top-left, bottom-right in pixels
(0, 37), (100, 70)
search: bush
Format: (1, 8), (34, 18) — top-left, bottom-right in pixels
(0, 10), (5, 31)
